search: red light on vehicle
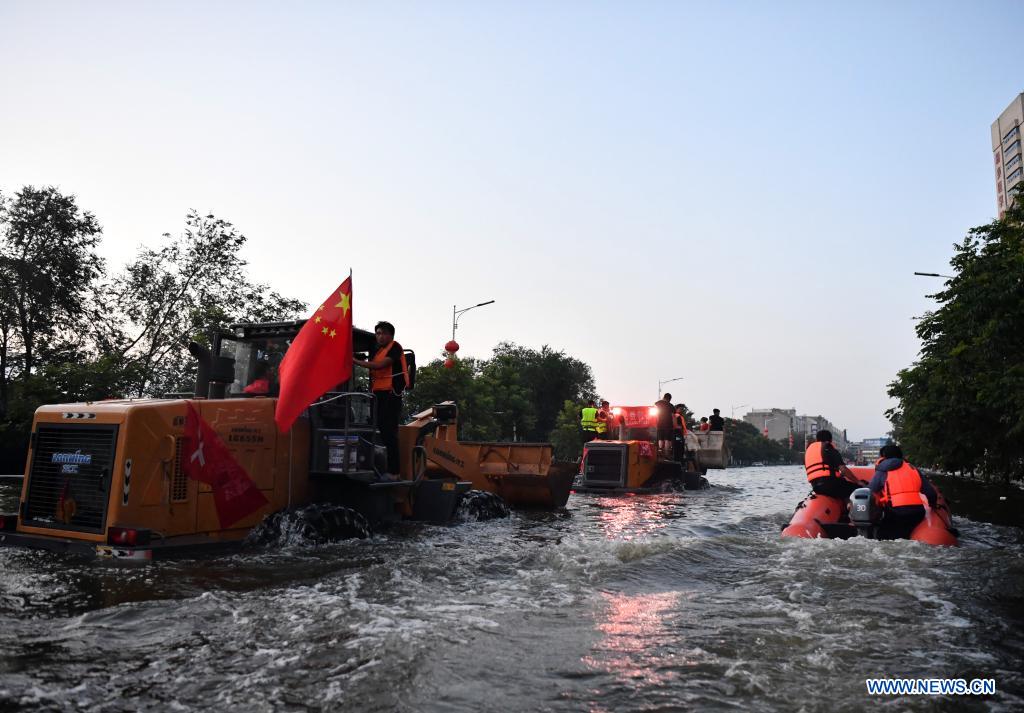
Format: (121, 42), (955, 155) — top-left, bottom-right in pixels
(107, 527), (151, 546)
(611, 407), (622, 416)
(648, 406), (659, 417)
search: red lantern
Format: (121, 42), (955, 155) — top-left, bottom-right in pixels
(444, 358), (455, 369)
(445, 340), (460, 353)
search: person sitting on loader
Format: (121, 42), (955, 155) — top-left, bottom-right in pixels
(708, 408), (725, 431)
(698, 417), (710, 432)
(869, 444), (938, 540)
(804, 429), (863, 505)
(243, 362), (271, 395)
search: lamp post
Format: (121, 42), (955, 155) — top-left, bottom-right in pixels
(657, 376), (684, 399)
(452, 299), (495, 341)
(731, 404), (749, 419)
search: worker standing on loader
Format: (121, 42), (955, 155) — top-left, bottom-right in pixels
(596, 400), (613, 439)
(353, 321), (409, 475)
(655, 393), (675, 457)
(672, 404), (688, 461)
(580, 400), (600, 442)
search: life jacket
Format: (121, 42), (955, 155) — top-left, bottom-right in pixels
(596, 409), (608, 434)
(580, 407), (599, 432)
(879, 461), (923, 508)
(804, 441), (836, 482)
(699, 422), (710, 432)
(370, 341), (410, 393)
(673, 413), (687, 434)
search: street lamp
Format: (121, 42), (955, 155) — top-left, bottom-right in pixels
(913, 271), (954, 279)
(452, 300), (495, 341)
(657, 376), (684, 399)
(731, 404), (749, 419)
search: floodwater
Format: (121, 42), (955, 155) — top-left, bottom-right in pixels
(1, 466), (1022, 712)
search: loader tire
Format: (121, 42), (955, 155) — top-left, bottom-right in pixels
(455, 490), (510, 522)
(247, 505), (370, 545)
(295, 504), (371, 542)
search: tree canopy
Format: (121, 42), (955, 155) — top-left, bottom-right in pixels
(0, 187), (305, 471)
(888, 199), (1024, 481)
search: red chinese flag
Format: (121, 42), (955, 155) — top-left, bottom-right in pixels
(182, 402), (269, 528)
(275, 276), (354, 432)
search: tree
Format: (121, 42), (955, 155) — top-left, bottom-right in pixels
(108, 211), (305, 396)
(486, 342), (594, 442)
(550, 399), (587, 461)
(722, 417), (798, 466)
(888, 200), (1024, 481)
(404, 355), (499, 440)
(0, 186), (103, 406)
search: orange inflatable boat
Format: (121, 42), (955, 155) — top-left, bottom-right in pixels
(781, 466), (959, 546)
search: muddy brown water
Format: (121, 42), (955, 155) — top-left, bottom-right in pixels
(1, 467), (1022, 712)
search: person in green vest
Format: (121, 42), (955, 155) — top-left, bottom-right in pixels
(580, 399), (599, 442)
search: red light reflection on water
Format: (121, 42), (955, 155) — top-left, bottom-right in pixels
(593, 496), (677, 540)
(582, 590), (695, 690)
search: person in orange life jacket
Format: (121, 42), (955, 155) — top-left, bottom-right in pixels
(243, 362), (271, 395)
(804, 429), (863, 502)
(672, 404), (688, 461)
(353, 321), (409, 475)
(596, 400), (614, 440)
(698, 417), (710, 432)
(869, 444), (938, 540)
(708, 408), (725, 432)
(655, 393), (675, 457)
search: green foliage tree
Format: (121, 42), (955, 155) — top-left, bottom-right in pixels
(723, 417), (799, 466)
(404, 355), (499, 441)
(550, 399), (587, 461)
(485, 342), (594, 442)
(108, 210), (305, 396)
(888, 200), (1024, 481)
(0, 186), (103, 408)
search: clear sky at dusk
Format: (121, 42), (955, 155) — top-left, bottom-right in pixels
(2, 1), (1021, 439)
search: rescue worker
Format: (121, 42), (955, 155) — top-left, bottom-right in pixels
(708, 408), (725, 431)
(596, 400), (612, 440)
(698, 417), (710, 432)
(580, 400), (599, 441)
(353, 321), (409, 476)
(243, 362), (271, 395)
(672, 404), (688, 461)
(804, 429), (863, 504)
(655, 393), (675, 457)
(869, 444), (938, 540)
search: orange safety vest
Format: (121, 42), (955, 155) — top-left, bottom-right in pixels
(370, 341), (410, 393)
(673, 413), (687, 434)
(804, 441), (836, 482)
(879, 461), (923, 508)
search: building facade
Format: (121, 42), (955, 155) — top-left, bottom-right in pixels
(992, 93), (1024, 219)
(741, 409), (848, 451)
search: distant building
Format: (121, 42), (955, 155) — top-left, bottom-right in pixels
(741, 409), (847, 451)
(992, 92), (1024, 218)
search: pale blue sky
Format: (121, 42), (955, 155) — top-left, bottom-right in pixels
(1, 1), (1020, 439)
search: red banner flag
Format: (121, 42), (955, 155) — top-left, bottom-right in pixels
(638, 441), (655, 459)
(275, 276), (354, 432)
(182, 402), (269, 528)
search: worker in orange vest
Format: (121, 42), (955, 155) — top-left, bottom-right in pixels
(804, 429), (863, 503)
(353, 320), (409, 475)
(869, 444), (938, 539)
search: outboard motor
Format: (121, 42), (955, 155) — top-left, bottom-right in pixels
(849, 487), (881, 536)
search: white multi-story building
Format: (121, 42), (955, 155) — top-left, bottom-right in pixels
(992, 92), (1024, 219)
(742, 408), (848, 450)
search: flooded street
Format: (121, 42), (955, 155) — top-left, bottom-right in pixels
(1, 466), (1022, 712)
